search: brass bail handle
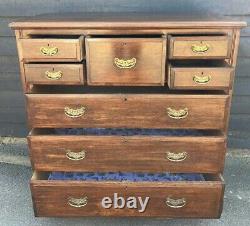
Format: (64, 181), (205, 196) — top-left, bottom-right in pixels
(45, 68), (63, 80)
(191, 41), (210, 53)
(193, 72), (211, 84)
(166, 152), (187, 162)
(68, 196), (88, 208)
(167, 107), (188, 119)
(64, 106), (86, 118)
(166, 197), (186, 208)
(114, 57), (137, 69)
(66, 150), (86, 161)
(40, 43), (59, 56)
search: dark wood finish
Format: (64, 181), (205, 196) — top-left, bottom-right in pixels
(168, 64), (234, 90)
(28, 132), (226, 173)
(26, 94), (229, 129)
(24, 63), (84, 85)
(31, 172), (224, 218)
(19, 37), (84, 62)
(169, 35), (232, 59)
(9, 13), (246, 218)
(86, 37), (166, 86)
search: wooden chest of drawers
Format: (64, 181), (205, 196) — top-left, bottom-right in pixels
(10, 13), (246, 218)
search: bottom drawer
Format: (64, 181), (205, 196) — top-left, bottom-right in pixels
(31, 172), (224, 218)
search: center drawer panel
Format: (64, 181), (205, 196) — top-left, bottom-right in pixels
(26, 94), (228, 129)
(28, 129), (226, 173)
(85, 37), (166, 86)
(31, 172), (224, 218)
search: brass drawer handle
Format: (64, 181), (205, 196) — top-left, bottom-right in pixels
(166, 197), (186, 208)
(66, 150), (86, 161)
(40, 46), (58, 56)
(166, 152), (187, 162)
(45, 70), (63, 80)
(191, 43), (209, 53)
(193, 75), (211, 84)
(114, 57), (137, 69)
(68, 196), (88, 208)
(167, 107), (188, 119)
(64, 106), (86, 118)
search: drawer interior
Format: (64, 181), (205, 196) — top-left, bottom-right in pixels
(30, 128), (223, 137)
(32, 171), (223, 183)
(169, 60), (231, 68)
(48, 171), (205, 182)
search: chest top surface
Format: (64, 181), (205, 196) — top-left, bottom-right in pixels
(9, 12), (247, 29)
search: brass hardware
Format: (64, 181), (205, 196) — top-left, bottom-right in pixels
(40, 46), (58, 56)
(167, 107), (188, 119)
(166, 152), (187, 162)
(114, 57), (137, 69)
(66, 150), (86, 161)
(45, 70), (63, 80)
(64, 106), (86, 118)
(166, 197), (186, 208)
(68, 196), (88, 208)
(193, 75), (211, 84)
(191, 43), (209, 53)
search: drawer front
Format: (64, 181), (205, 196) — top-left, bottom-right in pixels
(28, 135), (226, 173)
(86, 38), (166, 86)
(20, 37), (84, 62)
(169, 36), (231, 59)
(169, 66), (233, 90)
(24, 64), (84, 85)
(27, 94), (228, 129)
(31, 173), (224, 218)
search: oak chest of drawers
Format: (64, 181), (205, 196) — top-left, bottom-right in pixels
(10, 13), (246, 218)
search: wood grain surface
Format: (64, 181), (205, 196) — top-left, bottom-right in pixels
(31, 172), (224, 218)
(26, 94), (229, 129)
(28, 132), (226, 173)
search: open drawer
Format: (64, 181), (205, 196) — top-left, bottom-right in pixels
(28, 128), (226, 173)
(24, 63), (85, 85)
(19, 36), (84, 62)
(168, 35), (231, 59)
(168, 61), (234, 90)
(31, 172), (224, 218)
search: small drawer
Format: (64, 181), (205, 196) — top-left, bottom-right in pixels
(31, 172), (224, 218)
(85, 37), (166, 86)
(26, 94), (229, 130)
(19, 37), (84, 62)
(28, 128), (226, 173)
(24, 64), (84, 85)
(169, 36), (231, 59)
(168, 63), (234, 90)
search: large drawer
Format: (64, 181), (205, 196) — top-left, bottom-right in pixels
(19, 37), (84, 62)
(28, 129), (226, 173)
(31, 172), (224, 218)
(26, 94), (229, 129)
(85, 37), (166, 86)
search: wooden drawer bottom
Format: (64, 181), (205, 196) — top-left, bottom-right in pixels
(31, 172), (224, 218)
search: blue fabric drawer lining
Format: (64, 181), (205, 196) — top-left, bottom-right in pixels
(48, 172), (205, 182)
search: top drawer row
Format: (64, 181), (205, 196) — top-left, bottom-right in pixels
(19, 35), (231, 62)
